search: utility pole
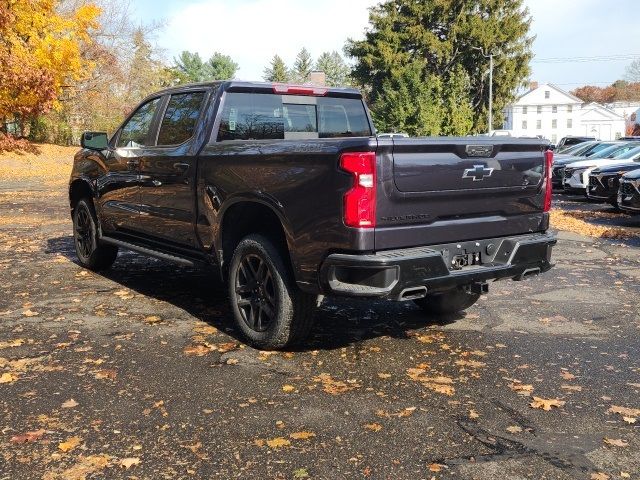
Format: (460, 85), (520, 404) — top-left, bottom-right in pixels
(488, 53), (494, 134)
(472, 46), (499, 134)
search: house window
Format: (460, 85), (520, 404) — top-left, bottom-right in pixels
(522, 120), (527, 129)
(545, 91), (550, 99)
(522, 106), (528, 114)
(536, 120), (541, 129)
(552, 105), (557, 113)
(552, 119), (557, 129)
(551, 134), (557, 143)
(567, 105), (573, 113)
(567, 119), (573, 128)
(537, 105), (542, 114)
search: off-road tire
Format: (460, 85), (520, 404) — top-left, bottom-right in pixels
(72, 198), (118, 271)
(228, 234), (315, 350)
(414, 288), (480, 315)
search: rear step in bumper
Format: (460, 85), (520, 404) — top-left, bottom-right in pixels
(319, 232), (556, 300)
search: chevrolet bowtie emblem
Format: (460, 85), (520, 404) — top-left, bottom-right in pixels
(463, 165), (494, 181)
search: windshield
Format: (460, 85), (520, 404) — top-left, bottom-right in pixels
(584, 142), (616, 157)
(567, 141), (598, 156)
(592, 144), (628, 159)
(613, 144), (640, 159)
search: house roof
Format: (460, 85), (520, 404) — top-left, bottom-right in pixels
(579, 102), (625, 120)
(515, 83), (584, 104)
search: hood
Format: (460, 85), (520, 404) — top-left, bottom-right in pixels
(565, 158), (636, 169)
(553, 156), (587, 166)
(592, 161), (640, 175)
(622, 168), (640, 180)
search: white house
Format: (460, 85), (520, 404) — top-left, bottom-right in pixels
(503, 83), (626, 143)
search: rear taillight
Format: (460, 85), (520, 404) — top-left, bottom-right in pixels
(340, 152), (376, 228)
(544, 149), (553, 212)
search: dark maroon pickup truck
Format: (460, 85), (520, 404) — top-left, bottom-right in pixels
(69, 81), (556, 349)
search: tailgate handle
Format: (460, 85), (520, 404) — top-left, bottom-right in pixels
(465, 145), (493, 158)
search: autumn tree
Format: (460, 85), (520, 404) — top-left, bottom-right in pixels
(346, 0), (533, 134)
(315, 51), (351, 87)
(0, 0), (100, 138)
(292, 48), (314, 83)
(572, 82), (640, 104)
(263, 55), (290, 82)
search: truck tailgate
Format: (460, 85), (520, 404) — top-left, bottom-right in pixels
(375, 137), (550, 250)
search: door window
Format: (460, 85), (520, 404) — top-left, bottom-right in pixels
(157, 92), (206, 145)
(117, 98), (161, 148)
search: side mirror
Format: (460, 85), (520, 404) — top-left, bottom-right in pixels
(81, 131), (109, 150)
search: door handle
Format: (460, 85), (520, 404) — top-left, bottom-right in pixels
(152, 180), (162, 187)
(173, 162), (190, 173)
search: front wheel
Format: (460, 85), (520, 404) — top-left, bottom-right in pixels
(413, 288), (480, 315)
(72, 198), (118, 271)
(228, 234), (315, 350)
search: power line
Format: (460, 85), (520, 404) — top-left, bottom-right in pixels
(532, 54), (640, 64)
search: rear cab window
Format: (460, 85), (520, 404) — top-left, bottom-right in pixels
(216, 92), (372, 141)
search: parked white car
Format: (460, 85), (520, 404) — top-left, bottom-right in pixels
(563, 145), (640, 193)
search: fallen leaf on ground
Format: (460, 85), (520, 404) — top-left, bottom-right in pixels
(623, 417), (636, 424)
(603, 438), (628, 448)
(293, 468), (309, 478)
(0, 372), (18, 383)
(591, 473), (610, 480)
(608, 405), (640, 418)
(506, 425), (523, 434)
(61, 399), (79, 409)
(94, 369), (117, 380)
(22, 309), (39, 317)
(455, 359), (486, 368)
(377, 373), (391, 379)
(429, 463), (445, 472)
(183, 344), (214, 356)
(530, 397), (565, 411)
(266, 437), (290, 448)
(290, 431), (316, 440)
(313, 373), (360, 395)
(216, 342), (238, 353)
(120, 457), (140, 469)
(560, 371), (576, 380)
(469, 410), (480, 419)
(144, 315), (162, 324)
(509, 382), (534, 396)
(0, 338), (25, 348)
(58, 436), (81, 452)
(282, 385), (295, 393)
(43, 454), (110, 480)
(561, 385), (582, 392)
(364, 423), (382, 432)
(10, 429), (45, 443)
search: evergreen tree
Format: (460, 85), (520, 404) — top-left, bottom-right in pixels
(204, 52), (239, 80)
(346, 0), (533, 133)
(293, 47), (314, 83)
(315, 51), (351, 87)
(263, 55), (290, 82)
(174, 51), (206, 82)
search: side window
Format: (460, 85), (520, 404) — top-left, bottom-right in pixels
(117, 98), (161, 148)
(157, 92), (206, 145)
(318, 97), (371, 138)
(217, 93), (284, 141)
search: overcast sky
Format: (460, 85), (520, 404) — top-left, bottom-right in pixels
(131, 0), (639, 88)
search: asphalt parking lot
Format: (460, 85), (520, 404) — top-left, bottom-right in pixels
(1, 178), (639, 479)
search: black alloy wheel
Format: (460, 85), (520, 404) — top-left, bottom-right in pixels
(235, 253), (277, 332)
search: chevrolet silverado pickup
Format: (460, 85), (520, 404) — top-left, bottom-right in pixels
(69, 81), (556, 349)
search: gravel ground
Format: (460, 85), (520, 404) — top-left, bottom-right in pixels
(0, 169), (639, 479)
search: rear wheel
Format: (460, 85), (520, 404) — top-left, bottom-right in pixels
(72, 198), (118, 271)
(228, 234), (315, 350)
(413, 288), (480, 315)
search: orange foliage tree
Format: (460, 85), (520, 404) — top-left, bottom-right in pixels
(0, 0), (100, 139)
